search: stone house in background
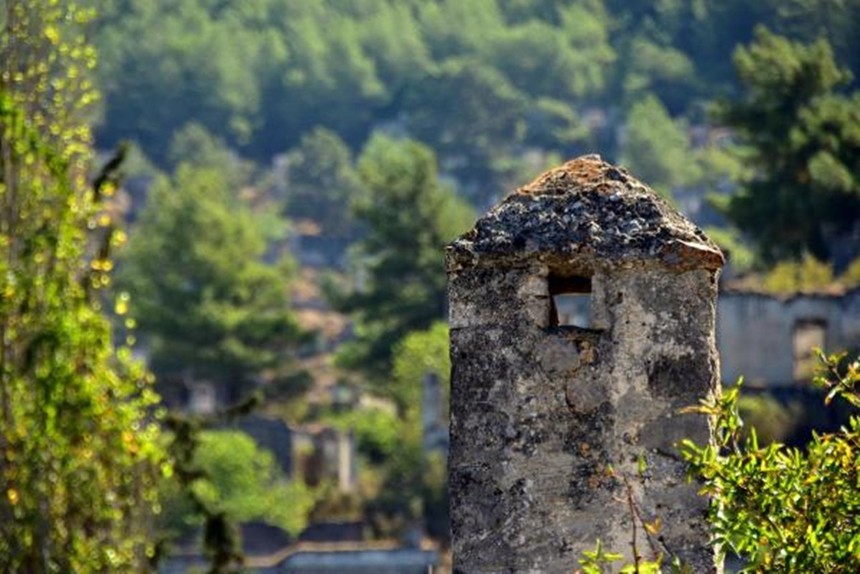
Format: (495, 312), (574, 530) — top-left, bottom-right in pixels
(717, 285), (860, 387)
(219, 415), (356, 492)
(421, 373), (449, 456)
(290, 423), (357, 492)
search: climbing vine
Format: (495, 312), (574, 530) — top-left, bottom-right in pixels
(0, 2), (164, 571)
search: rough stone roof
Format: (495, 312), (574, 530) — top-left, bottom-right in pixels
(447, 155), (724, 273)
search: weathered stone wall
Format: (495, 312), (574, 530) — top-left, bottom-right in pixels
(449, 265), (720, 573)
(447, 155), (723, 574)
(717, 288), (860, 385)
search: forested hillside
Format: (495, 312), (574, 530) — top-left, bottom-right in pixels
(4, 1), (860, 570)
(91, 7), (860, 547)
(91, 0), (860, 203)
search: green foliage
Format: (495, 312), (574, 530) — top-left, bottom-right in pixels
(278, 127), (363, 234)
(524, 98), (590, 150)
(680, 352), (860, 572)
(728, 252), (860, 294)
(320, 323), (453, 540)
(576, 539), (668, 574)
(191, 430), (316, 535)
(760, 253), (836, 294)
(737, 393), (801, 445)
(117, 164), (304, 396)
(763, 0), (860, 75)
(121, 141), (163, 180)
(0, 1), (164, 571)
(839, 257), (860, 288)
(266, 5), (388, 153)
(391, 321), (450, 416)
(168, 122), (254, 188)
(403, 56), (527, 196)
(361, 322), (453, 540)
(362, 419), (450, 542)
(323, 407), (401, 465)
(619, 94), (700, 197)
(159, 424), (317, 572)
(88, 0), (860, 216)
(717, 28), (860, 262)
(415, 0), (503, 61)
(333, 134), (474, 378)
(95, 0), (270, 161)
(580, 352), (860, 573)
(620, 36), (697, 110)
(704, 226), (756, 274)
(161, 407), (250, 572)
(485, 8), (613, 103)
(84, 0), (607, 197)
(577, 540), (623, 573)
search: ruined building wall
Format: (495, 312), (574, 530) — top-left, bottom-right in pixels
(449, 263), (720, 573)
(717, 288), (860, 385)
(447, 155), (723, 574)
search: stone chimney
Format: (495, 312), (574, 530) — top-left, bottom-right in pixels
(446, 155), (724, 573)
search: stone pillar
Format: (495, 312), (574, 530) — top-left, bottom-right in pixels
(446, 156), (723, 573)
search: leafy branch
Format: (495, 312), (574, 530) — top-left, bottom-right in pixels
(679, 350), (860, 573)
(578, 350), (860, 573)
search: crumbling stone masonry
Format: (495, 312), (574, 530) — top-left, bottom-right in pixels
(446, 155), (724, 573)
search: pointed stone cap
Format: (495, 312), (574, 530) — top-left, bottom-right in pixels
(447, 155), (724, 274)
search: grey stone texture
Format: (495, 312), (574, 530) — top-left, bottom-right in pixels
(718, 287), (860, 386)
(446, 155), (724, 573)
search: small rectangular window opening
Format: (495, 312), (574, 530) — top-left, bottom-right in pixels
(549, 275), (592, 328)
(793, 319), (826, 381)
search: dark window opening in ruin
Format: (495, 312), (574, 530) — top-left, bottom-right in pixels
(548, 275), (592, 328)
(793, 319), (826, 381)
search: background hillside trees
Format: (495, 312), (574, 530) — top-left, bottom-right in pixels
(161, 430), (316, 540)
(117, 165), (304, 402)
(277, 128), (363, 236)
(618, 94), (700, 198)
(404, 57), (527, 197)
(390, 322), (450, 418)
(332, 134), (474, 379)
(89, 0), (860, 221)
(717, 28), (860, 264)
